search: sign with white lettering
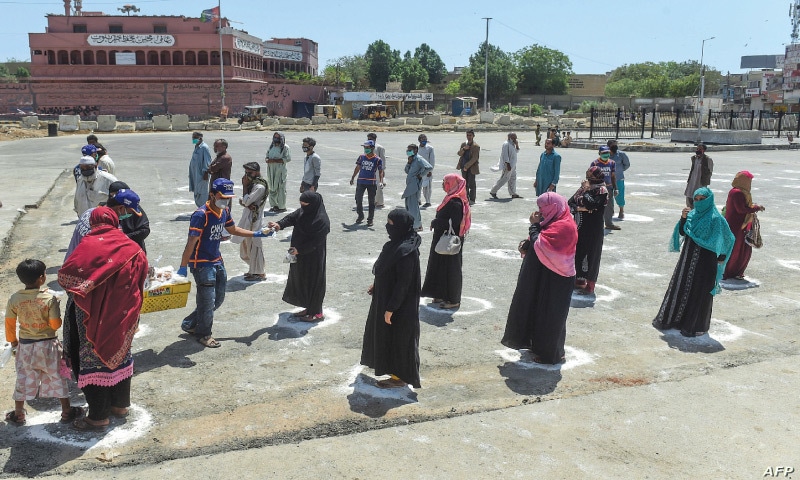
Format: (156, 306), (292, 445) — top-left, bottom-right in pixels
(263, 48), (302, 62)
(87, 34), (175, 47)
(235, 38), (262, 56)
(344, 92), (434, 102)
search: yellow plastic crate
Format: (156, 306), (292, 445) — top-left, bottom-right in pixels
(141, 282), (191, 314)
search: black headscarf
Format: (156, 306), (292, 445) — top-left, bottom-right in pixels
(373, 209), (421, 274)
(295, 191), (330, 237)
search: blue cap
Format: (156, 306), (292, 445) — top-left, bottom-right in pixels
(110, 189), (142, 216)
(210, 178), (235, 198)
(599, 145), (611, 154)
(362, 140), (375, 148)
(81, 144), (97, 156)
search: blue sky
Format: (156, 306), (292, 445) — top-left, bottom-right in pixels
(0, 0), (791, 74)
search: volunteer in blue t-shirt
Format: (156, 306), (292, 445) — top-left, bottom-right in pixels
(349, 140), (384, 227)
(177, 178), (272, 348)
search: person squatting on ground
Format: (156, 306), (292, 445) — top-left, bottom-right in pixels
(350, 140), (384, 227)
(417, 134), (436, 207)
(490, 132), (522, 199)
(402, 144), (433, 231)
(268, 191), (331, 322)
(501, 192), (578, 364)
(457, 129), (480, 205)
(74, 153), (118, 217)
(569, 166), (609, 295)
(421, 173), (472, 310)
(722, 171), (765, 280)
(265, 131), (291, 213)
(59, 207), (149, 431)
(367, 133), (387, 208)
(653, 187), (734, 337)
(178, 179), (273, 348)
(232, 162), (269, 281)
(300, 137), (321, 193)
(607, 139), (630, 219)
(534, 138), (561, 196)
(685, 143), (713, 208)
(361, 209), (422, 389)
(590, 146), (620, 230)
(188, 131), (212, 208)
(5, 259), (84, 426)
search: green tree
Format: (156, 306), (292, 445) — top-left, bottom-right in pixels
(399, 51), (429, 91)
(414, 43), (447, 84)
(605, 61), (722, 98)
(323, 55), (369, 89)
(15, 66), (30, 79)
(0, 64), (10, 79)
(365, 40), (401, 91)
(458, 43), (517, 104)
(444, 79), (461, 96)
(515, 44), (573, 94)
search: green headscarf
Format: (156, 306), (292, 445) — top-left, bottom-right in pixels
(670, 187), (735, 295)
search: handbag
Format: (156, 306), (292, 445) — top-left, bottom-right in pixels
(744, 213), (763, 249)
(434, 219), (462, 255)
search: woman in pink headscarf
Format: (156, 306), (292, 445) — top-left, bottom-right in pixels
(421, 173), (471, 309)
(722, 171), (765, 280)
(501, 192), (578, 364)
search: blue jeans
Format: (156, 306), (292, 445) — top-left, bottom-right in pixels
(181, 263), (227, 338)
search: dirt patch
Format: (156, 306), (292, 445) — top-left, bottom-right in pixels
(589, 376), (650, 387)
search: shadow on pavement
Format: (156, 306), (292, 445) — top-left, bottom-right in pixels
(346, 373), (418, 418)
(420, 302), (456, 327)
(133, 337), (203, 375)
(498, 357), (563, 396)
(263, 312), (320, 341)
(658, 329), (726, 353)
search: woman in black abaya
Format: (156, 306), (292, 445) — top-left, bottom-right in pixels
(269, 191), (330, 322)
(361, 209), (422, 388)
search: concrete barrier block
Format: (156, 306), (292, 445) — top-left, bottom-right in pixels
(188, 122), (205, 130)
(480, 112), (495, 124)
(135, 120), (153, 131)
(405, 118), (422, 125)
(117, 123), (135, 132)
(96, 115), (116, 132)
(278, 117), (296, 125)
(422, 115), (441, 126)
(295, 117), (311, 126)
(58, 115), (80, 132)
(522, 118), (537, 126)
(171, 114), (190, 131)
(261, 118), (278, 126)
(496, 115), (511, 126)
(153, 115), (172, 131)
(389, 118), (406, 126)
(22, 116), (39, 128)
(670, 128), (762, 145)
(223, 123), (242, 131)
(79, 121), (98, 131)
(327, 118), (343, 124)
(510, 116), (525, 125)
(311, 116), (328, 125)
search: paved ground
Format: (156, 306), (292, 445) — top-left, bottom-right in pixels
(0, 131), (798, 479)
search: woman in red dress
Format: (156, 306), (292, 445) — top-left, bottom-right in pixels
(722, 171), (765, 280)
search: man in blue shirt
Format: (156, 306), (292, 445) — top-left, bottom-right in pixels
(534, 138), (561, 196)
(607, 139), (630, 220)
(403, 144), (433, 230)
(349, 140), (384, 227)
(177, 178), (272, 348)
(590, 145), (620, 230)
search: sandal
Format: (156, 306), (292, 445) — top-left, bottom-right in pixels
(292, 309), (309, 317)
(72, 418), (108, 432)
(198, 336), (221, 348)
(60, 406), (85, 424)
(5, 409), (26, 426)
(299, 313), (325, 322)
(439, 302), (460, 309)
(376, 378), (407, 389)
(110, 407), (129, 418)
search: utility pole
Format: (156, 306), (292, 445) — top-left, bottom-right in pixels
(482, 17), (491, 113)
(697, 36), (715, 142)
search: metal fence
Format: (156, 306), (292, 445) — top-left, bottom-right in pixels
(589, 108), (800, 140)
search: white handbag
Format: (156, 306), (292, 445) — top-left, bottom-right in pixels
(434, 219), (462, 255)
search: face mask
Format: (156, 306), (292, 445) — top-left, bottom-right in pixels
(192, 138), (199, 145)
(302, 146), (309, 152)
(420, 141), (427, 146)
(80, 168), (95, 177)
(406, 151), (415, 157)
(600, 153), (610, 160)
(273, 138), (281, 145)
(610, 145), (618, 153)
(364, 148), (372, 155)
(215, 199), (228, 209)
(118, 213), (133, 220)
(695, 150), (703, 156)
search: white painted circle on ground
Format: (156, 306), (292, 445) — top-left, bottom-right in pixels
(613, 213), (653, 222)
(594, 284), (621, 303)
(420, 296), (493, 316)
(468, 222), (491, 231)
(286, 307), (341, 329)
(635, 271), (665, 278)
(26, 404), (152, 451)
(790, 200), (800, 206)
(777, 259), (800, 271)
(159, 199), (196, 206)
(624, 182), (666, 187)
(778, 230), (800, 238)
(629, 192), (659, 197)
(337, 364), (418, 399)
(134, 324), (151, 338)
(709, 319), (746, 342)
(494, 346), (594, 371)
(317, 182), (340, 186)
(477, 249), (520, 260)
(176, 185), (190, 192)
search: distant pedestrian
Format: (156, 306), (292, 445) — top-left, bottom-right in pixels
(535, 124), (542, 146)
(402, 144), (433, 231)
(233, 162), (269, 281)
(368, 133), (387, 208)
(268, 191), (331, 322)
(653, 188), (734, 337)
(300, 137), (321, 193)
(590, 146), (620, 230)
(361, 209), (422, 389)
(188, 131), (212, 208)
(685, 143), (713, 208)
(417, 134), (436, 207)
(74, 155), (117, 217)
(457, 129), (480, 205)
(607, 139), (629, 219)
(265, 132), (291, 213)
(490, 132), (522, 199)
(501, 192), (577, 364)
(534, 138), (561, 196)
(350, 140), (384, 227)
(208, 139), (232, 184)
(722, 171), (766, 280)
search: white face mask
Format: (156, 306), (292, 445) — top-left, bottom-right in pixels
(215, 199), (228, 209)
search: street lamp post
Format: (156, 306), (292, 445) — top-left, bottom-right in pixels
(482, 17), (491, 113)
(697, 36), (715, 142)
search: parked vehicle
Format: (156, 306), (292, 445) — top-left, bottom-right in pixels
(359, 103), (396, 121)
(238, 105), (270, 124)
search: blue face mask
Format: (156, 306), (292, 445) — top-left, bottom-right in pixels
(420, 141), (427, 146)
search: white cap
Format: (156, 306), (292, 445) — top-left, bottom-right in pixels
(79, 156), (97, 165)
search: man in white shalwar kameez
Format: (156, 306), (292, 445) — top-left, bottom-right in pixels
(233, 162), (269, 280)
(74, 155), (118, 217)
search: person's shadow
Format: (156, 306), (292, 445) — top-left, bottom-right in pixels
(262, 312), (321, 341)
(498, 351), (563, 396)
(420, 301), (456, 327)
(341, 221), (373, 232)
(656, 328), (725, 353)
(133, 337), (204, 375)
(172, 213), (193, 222)
(346, 373), (418, 418)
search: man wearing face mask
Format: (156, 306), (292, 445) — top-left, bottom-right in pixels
(403, 144), (433, 231)
(233, 162), (269, 281)
(189, 132), (212, 208)
(417, 134), (436, 207)
(74, 155), (118, 217)
(685, 143), (713, 208)
(177, 179), (272, 348)
(367, 133), (387, 208)
(350, 140), (384, 227)
(490, 132), (522, 200)
(457, 130), (480, 205)
(590, 146), (620, 230)
(300, 137), (321, 193)
(265, 131), (292, 213)
(607, 139), (630, 219)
